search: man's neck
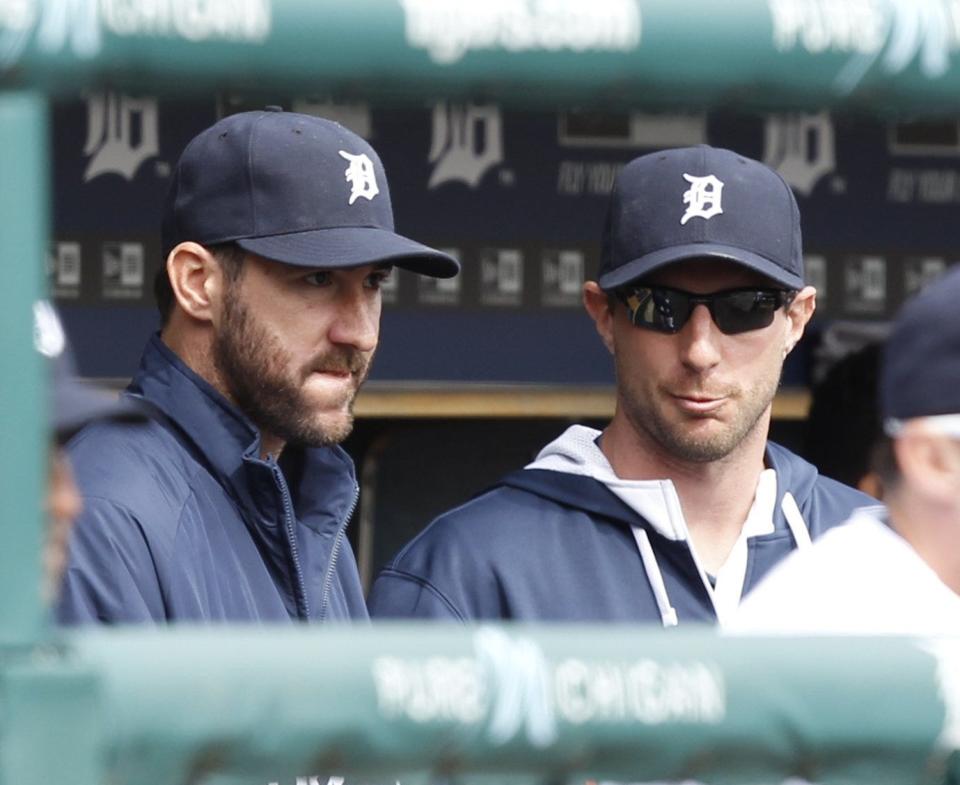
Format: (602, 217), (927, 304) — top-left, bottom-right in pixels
(161, 323), (286, 461)
(891, 496), (960, 596)
(259, 434), (284, 462)
(600, 413), (770, 573)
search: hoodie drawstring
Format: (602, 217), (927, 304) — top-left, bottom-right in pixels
(631, 527), (679, 627)
(633, 494), (809, 627)
(781, 492), (812, 550)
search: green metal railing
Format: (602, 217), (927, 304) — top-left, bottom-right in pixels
(2, 623), (960, 784)
(64, 626), (960, 785)
(2, 0), (960, 112)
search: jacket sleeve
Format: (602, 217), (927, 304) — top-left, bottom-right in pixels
(56, 497), (166, 624)
(367, 568), (466, 621)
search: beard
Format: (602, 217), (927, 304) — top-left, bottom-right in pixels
(618, 362), (781, 464)
(213, 285), (371, 449)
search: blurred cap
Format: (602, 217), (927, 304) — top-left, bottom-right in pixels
(34, 301), (145, 442)
(881, 265), (960, 429)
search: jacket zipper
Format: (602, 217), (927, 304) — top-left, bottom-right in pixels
(318, 481), (359, 620)
(271, 464), (310, 620)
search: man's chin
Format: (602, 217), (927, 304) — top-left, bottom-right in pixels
(282, 384), (363, 447)
(656, 419), (741, 463)
(302, 409), (356, 447)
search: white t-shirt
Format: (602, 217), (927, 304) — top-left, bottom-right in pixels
(730, 509), (960, 635)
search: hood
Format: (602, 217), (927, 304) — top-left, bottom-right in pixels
(508, 424), (871, 539)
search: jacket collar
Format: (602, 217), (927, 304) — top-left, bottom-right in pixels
(127, 333), (357, 532)
(501, 441), (823, 537)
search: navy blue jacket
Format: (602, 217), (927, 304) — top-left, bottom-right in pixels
(57, 334), (367, 624)
(368, 444), (876, 623)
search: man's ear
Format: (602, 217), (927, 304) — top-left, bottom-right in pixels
(166, 242), (224, 324)
(783, 285), (817, 355)
(895, 429), (960, 504)
(583, 281), (616, 355)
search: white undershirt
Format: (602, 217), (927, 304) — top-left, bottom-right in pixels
(610, 468), (776, 625)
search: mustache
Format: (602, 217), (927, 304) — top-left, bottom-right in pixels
(665, 380), (739, 400)
(306, 347), (369, 376)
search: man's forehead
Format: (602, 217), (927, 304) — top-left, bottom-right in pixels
(250, 252), (393, 274)
(302, 261), (394, 273)
(641, 258), (778, 290)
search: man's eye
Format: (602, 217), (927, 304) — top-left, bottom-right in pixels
(304, 271), (331, 286)
(367, 270), (393, 289)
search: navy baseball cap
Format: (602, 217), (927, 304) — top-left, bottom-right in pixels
(34, 301), (145, 442)
(881, 265), (960, 425)
(161, 109), (459, 278)
(598, 145), (804, 291)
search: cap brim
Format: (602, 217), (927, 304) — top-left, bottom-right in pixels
(598, 243), (805, 291)
(235, 227), (460, 278)
(54, 381), (146, 442)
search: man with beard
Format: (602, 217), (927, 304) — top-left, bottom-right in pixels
(57, 109), (458, 623)
(369, 145), (876, 626)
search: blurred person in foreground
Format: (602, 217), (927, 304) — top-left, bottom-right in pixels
(370, 146), (876, 626)
(56, 109), (458, 624)
(34, 300), (145, 604)
(734, 265), (960, 634)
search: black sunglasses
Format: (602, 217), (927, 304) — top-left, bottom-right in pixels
(616, 285), (797, 335)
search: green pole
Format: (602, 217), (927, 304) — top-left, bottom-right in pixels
(0, 657), (102, 785)
(0, 91), (48, 645)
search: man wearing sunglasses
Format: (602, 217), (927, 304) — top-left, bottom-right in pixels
(369, 145), (876, 626)
(733, 266), (960, 634)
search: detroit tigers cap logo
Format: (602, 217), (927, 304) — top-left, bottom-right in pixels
(338, 150), (380, 205)
(680, 173), (724, 225)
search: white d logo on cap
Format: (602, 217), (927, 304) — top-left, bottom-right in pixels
(680, 173), (724, 225)
(339, 150), (380, 205)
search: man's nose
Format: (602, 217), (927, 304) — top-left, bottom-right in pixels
(328, 290), (379, 352)
(677, 304), (722, 372)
